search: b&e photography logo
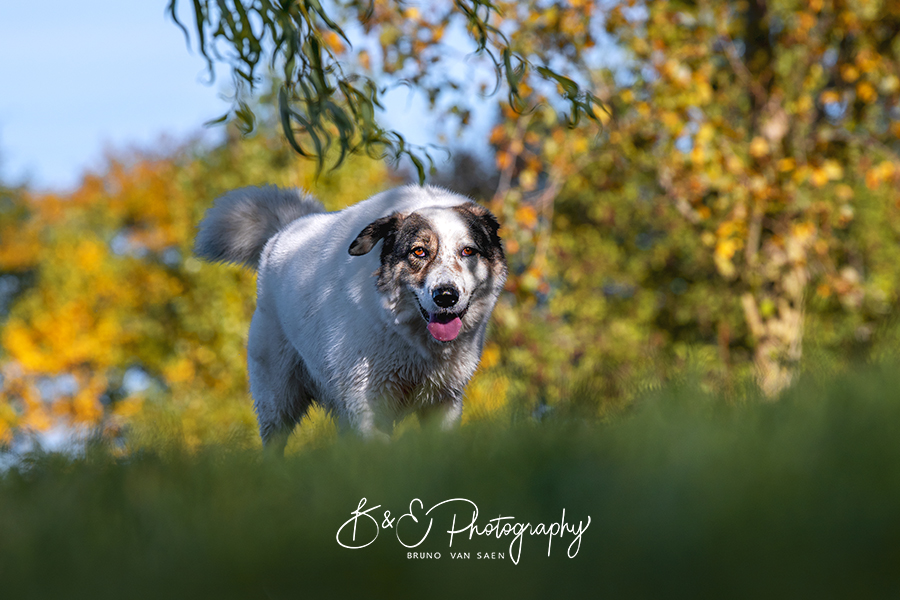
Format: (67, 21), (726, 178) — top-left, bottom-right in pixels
(336, 498), (591, 564)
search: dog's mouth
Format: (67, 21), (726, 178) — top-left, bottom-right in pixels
(415, 298), (468, 343)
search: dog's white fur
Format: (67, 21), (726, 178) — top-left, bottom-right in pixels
(195, 184), (506, 450)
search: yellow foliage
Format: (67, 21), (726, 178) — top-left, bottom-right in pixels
(113, 397), (143, 420)
(820, 90), (841, 105)
(72, 390), (104, 424)
(791, 222), (816, 243)
(835, 184), (854, 201)
(866, 161), (897, 189)
(75, 239), (105, 273)
(462, 371), (510, 424)
(3, 320), (45, 371)
(323, 31), (346, 55)
(515, 205), (538, 229)
(696, 124), (715, 144)
(164, 356), (196, 386)
(661, 111), (681, 131)
(489, 125), (506, 145)
(21, 397), (51, 433)
(881, 75), (900, 95)
(73, 375), (107, 424)
(480, 344), (501, 370)
(855, 49), (879, 74)
(778, 158), (796, 172)
(749, 137), (769, 158)
(856, 81), (877, 104)
(810, 167), (829, 188)
(715, 238), (740, 262)
(285, 405), (337, 453)
(572, 137), (589, 154)
(519, 169), (538, 191)
(795, 12), (816, 35)
(0, 420), (11, 445)
(0, 221), (41, 270)
(725, 154), (745, 175)
(841, 64), (859, 83)
(0, 401), (16, 444)
(822, 160), (844, 182)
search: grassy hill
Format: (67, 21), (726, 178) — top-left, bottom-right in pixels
(2, 365), (900, 599)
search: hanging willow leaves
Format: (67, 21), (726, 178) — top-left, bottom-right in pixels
(167, 0), (604, 181)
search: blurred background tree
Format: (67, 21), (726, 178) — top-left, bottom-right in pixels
(486, 0), (900, 405)
(3, 0), (900, 450)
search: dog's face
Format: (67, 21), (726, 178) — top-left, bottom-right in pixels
(349, 203), (507, 344)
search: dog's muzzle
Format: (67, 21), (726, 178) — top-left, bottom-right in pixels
(432, 286), (459, 308)
(415, 293), (469, 343)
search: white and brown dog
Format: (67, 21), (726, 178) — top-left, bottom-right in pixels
(195, 185), (507, 451)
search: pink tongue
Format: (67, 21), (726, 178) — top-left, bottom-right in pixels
(427, 315), (462, 341)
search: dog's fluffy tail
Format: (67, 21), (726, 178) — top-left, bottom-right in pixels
(194, 186), (325, 269)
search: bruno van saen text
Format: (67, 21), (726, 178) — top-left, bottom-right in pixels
(336, 498), (591, 565)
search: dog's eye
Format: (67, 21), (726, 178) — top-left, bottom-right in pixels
(461, 247), (476, 257)
(411, 247), (428, 258)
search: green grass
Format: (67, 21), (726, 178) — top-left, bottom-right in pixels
(2, 365), (900, 599)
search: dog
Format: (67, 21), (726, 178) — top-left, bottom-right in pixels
(194, 184), (507, 451)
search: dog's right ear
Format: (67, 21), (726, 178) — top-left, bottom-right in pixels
(348, 213), (402, 256)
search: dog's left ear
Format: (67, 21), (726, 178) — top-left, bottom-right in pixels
(349, 213), (402, 255)
(457, 203), (503, 253)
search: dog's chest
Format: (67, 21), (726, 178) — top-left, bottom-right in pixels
(374, 350), (463, 406)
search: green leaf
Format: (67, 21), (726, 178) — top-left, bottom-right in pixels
(202, 112), (229, 127)
(537, 66), (579, 98)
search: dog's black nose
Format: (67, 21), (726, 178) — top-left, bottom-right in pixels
(432, 286), (459, 308)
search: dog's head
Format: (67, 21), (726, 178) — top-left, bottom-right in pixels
(349, 202), (507, 344)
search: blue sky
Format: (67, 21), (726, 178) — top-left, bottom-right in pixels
(0, 1), (238, 190)
(0, 1), (451, 192)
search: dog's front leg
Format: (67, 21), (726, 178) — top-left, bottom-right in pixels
(336, 400), (393, 442)
(417, 395), (462, 430)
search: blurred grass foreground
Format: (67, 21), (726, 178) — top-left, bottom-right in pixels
(1, 364), (900, 598)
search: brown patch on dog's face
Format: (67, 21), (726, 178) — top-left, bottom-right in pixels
(347, 212), (442, 288)
(375, 213), (439, 291)
(452, 203), (507, 280)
